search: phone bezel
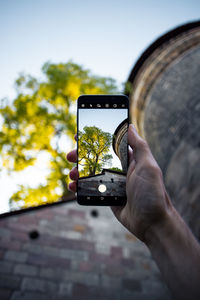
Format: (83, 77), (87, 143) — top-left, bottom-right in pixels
(76, 94), (129, 206)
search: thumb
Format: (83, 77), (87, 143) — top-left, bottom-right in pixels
(128, 124), (149, 161)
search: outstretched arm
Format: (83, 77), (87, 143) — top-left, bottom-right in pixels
(145, 204), (200, 300)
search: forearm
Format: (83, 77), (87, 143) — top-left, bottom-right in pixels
(145, 201), (200, 300)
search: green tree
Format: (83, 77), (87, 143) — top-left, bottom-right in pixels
(109, 167), (123, 172)
(0, 61), (118, 210)
(78, 126), (113, 177)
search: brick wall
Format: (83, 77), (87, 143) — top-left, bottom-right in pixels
(0, 202), (171, 300)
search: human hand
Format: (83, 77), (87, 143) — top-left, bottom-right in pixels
(66, 126), (172, 243)
(111, 124), (172, 242)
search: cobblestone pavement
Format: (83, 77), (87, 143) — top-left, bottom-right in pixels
(0, 202), (172, 300)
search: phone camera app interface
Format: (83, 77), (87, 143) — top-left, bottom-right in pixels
(78, 100), (128, 199)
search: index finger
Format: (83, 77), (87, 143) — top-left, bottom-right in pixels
(66, 149), (77, 163)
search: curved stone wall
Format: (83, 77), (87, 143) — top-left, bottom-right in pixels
(127, 21), (200, 239)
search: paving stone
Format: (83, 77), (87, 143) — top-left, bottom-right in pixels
(14, 264), (38, 276)
(21, 277), (58, 293)
(4, 251), (28, 263)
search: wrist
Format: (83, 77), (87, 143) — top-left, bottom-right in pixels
(144, 197), (176, 248)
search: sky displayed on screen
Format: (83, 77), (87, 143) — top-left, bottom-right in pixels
(79, 108), (128, 170)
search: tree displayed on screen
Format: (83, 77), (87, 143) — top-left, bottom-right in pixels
(78, 126), (113, 176)
(0, 61), (118, 209)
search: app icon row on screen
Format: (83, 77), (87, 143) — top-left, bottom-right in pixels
(80, 104), (126, 108)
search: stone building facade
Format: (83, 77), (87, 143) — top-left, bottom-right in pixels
(127, 20), (200, 240)
(112, 119), (128, 173)
(0, 202), (171, 300)
(78, 169), (126, 197)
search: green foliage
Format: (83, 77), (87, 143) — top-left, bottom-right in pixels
(78, 126), (113, 177)
(109, 167), (123, 172)
(0, 61), (118, 209)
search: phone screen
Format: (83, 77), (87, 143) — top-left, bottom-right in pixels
(77, 95), (129, 206)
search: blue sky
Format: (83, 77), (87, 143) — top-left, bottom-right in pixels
(0, 0), (199, 213)
(0, 0), (200, 99)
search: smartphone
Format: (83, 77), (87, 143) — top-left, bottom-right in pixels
(77, 95), (129, 206)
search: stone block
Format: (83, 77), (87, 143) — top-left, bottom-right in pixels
(0, 228), (11, 238)
(4, 250), (28, 263)
(0, 260), (14, 274)
(21, 277), (58, 293)
(0, 239), (21, 251)
(110, 246), (123, 259)
(95, 243), (110, 255)
(10, 231), (29, 242)
(60, 248), (88, 261)
(58, 282), (72, 295)
(78, 261), (95, 272)
(141, 279), (170, 296)
(14, 264), (38, 276)
(105, 264), (124, 277)
(22, 243), (44, 255)
(27, 253), (70, 268)
(123, 278), (141, 291)
(67, 209), (86, 219)
(100, 275), (121, 289)
(11, 291), (55, 300)
(121, 290), (166, 300)
(39, 267), (67, 281)
(72, 283), (89, 299)
(0, 274), (21, 289)
(0, 249), (4, 259)
(60, 230), (82, 240)
(63, 271), (99, 286)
